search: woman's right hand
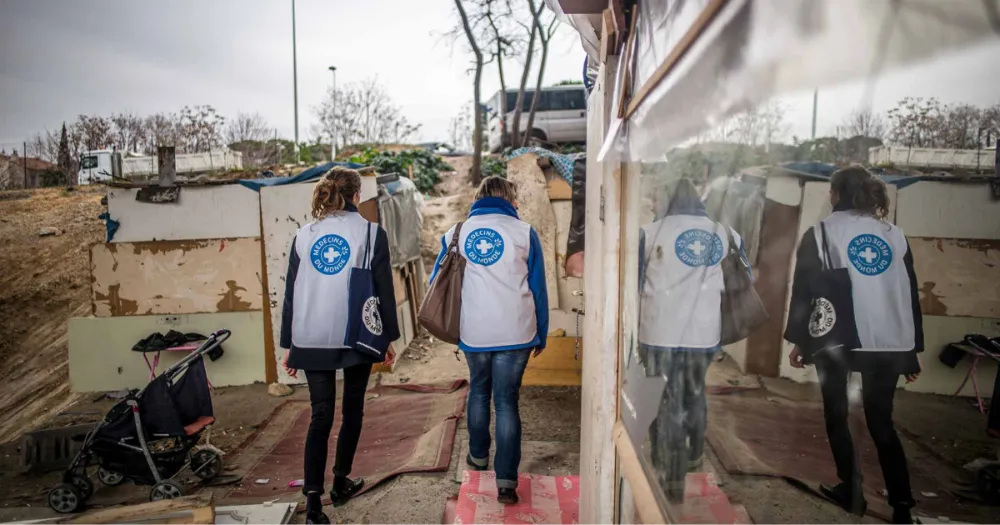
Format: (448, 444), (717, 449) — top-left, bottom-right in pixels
(282, 349), (297, 379)
(789, 346), (805, 369)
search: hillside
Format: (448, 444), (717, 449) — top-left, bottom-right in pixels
(0, 187), (104, 443)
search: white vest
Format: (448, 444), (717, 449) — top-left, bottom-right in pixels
(291, 213), (375, 349)
(815, 211), (914, 352)
(638, 215), (739, 349)
(445, 214), (536, 348)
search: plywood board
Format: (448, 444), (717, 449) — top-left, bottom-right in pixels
(392, 267), (407, 305)
(107, 185), (260, 242)
(90, 238), (263, 317)
(547, 177), (573, 200)
(260, 181), (378, 385)
(910, 237), (1000, 318)
(68, 312), (267, 392)
(523, 337), (583, 386)
(260, 184), (319, 385)
(896, 181), (1000, 240)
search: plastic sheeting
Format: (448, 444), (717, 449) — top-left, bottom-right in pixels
(377, 176), (423, 268)
(602, 0), (1000, 162)
(237, 161), (364, 192)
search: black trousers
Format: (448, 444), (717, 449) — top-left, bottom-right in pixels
(302, 363), (372, 495)
(815, 351), (914, 508)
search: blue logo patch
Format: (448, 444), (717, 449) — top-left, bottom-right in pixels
(847, 234), (893, 276)
(674, 229), (724, 267)
(310, 234), (351, 275)
(464, 228), (505, 266)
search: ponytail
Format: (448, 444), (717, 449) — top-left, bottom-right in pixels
(830, 166), (889, 220)
(311, 166), (363, 219)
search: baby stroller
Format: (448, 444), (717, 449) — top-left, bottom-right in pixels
(47, 329), (231, 513)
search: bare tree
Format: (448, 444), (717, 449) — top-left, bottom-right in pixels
(313, 78), (420, 148)
(843, 108), (888, 139)
(454, 0), (485, 183)
(508, 0), (542, 150)
(522, 0), (559, 145)
(225, 112), (275, 167)
(142, 113), (181, 154)
(111, 113), (146, 153)
(177, 105), (225, 153)
(940, 104), (982, 150)
(887, 97), (944, 148)
(72, 115), (115, 152)
(449, 102), (474, 151)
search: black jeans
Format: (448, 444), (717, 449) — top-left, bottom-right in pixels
(302, 363), (372, 495)
(647, 350), (714, 501)
(815, 351), (914, 508)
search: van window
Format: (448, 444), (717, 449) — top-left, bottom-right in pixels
(505, 92), (535, 114)
(543, 89), (586, 111)
(81, 155), (99, 169)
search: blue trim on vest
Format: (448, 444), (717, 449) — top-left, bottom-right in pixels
(460, 335), (542, 353)
(468, 197), (520, 219)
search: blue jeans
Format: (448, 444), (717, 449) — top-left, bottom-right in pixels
(464, 349), (532, 489)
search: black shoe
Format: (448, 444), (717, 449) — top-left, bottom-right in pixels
(688, 454), (704, 472)
(820, 483), (867, 516)
(892, 506), (914, 524)
(305, 510), (331, 524)
(330, 477), (364, 507)
(497, 487), (519, 505)
(466, 455), (488, 472)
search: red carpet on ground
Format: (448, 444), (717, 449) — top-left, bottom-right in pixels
(230, 380), (468, 499)
(451, 471), (580, 524)
(705, 393), (967, 522)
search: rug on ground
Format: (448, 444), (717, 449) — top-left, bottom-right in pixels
(229, 380), (468, 499)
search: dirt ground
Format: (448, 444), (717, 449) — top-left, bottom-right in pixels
(0, 186), (106, 445)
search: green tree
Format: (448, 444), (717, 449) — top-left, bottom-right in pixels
(57, 123), (74, 185)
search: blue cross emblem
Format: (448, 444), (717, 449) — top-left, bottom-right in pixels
(310, 234), (351, 275)
(847, 234), (892, 276)
(464, 228), (505, 266)
(674, 229), (724, 267)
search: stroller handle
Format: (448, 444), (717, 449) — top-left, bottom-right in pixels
(160, 329), (232, 379)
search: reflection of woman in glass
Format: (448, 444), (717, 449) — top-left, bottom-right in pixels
(638, 178), (745, 502)
(785, 167), (921, 524)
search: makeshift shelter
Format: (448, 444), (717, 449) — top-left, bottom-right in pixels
(547, 0), (1000, 522)
(69, 162), (426, 391)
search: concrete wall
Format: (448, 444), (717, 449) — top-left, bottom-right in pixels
(90, 238), (264, 317)
(68, 312), (266, 392)
(896, 181), (1000, 239)
(107, 186), (261, 242)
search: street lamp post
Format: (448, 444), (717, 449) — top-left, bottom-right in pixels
(291, 0), (300, 164)
(329, 66), (337, 162)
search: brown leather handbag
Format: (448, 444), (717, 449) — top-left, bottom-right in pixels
(720, 231), (768, 345)
(418, 222), (465, 344)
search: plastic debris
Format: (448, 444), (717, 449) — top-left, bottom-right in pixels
(287, 479), (304, 488)
(255, 478), (270, 485)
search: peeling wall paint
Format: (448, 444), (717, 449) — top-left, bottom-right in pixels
(91, 238), (263, 316)
(910, 237), (1000, 318)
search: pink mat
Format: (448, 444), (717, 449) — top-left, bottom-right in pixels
(452, 471), (579, 524)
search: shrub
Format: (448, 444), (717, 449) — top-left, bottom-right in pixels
(348, 148), (454, 193)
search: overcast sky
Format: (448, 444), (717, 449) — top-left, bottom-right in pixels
(1, 1), (998, 149)
(0, 0), (587, 147)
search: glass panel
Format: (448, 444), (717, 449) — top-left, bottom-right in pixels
(80, 155), (99, 169)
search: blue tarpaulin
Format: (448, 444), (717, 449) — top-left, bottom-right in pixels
(237, 161), (365, 192)
(774, 161), (944, 189)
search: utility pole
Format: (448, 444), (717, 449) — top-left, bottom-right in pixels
(22, 141), (28, 188)
(329, 66), (337, 161)
(291, 0), (300, 164)
(811, 88), (818, 140)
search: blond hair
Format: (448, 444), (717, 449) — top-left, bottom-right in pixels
(311, 166), (362, 219)
(474, 176), (517, 203)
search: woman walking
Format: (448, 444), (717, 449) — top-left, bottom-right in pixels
(637, 178), (746, 502)
(280, 167), (399, 524)
(784, 166), (922, 524)
(430, 176), (548, 505)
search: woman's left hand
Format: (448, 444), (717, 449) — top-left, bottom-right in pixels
(905, 355), (922, 383)
(386, 344), (396, 364)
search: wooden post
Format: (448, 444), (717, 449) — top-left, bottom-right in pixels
(157, 146), (176, 187)
(578, 52), (620, 525)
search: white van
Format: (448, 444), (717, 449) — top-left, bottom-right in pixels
(487, 85), (587, 153)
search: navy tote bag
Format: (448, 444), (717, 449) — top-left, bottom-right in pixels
(345, 223), (392, 361)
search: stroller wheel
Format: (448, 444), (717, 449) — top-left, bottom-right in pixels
(97, 467), (125, 486)
(150, 480), (184, 502)
(69, 475), (94, 499)
(48, 483), (84, 514)
(191, 449), (223, 480)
